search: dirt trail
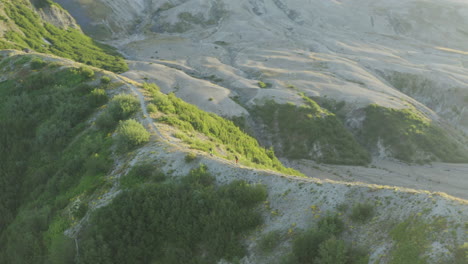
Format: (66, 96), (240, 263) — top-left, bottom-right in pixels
(124, 78), (468, 203)
(65, 76), (467, 264)
(64, 76), (468, 246)
(122, 77), (288, 174)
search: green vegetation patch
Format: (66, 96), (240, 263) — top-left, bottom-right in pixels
(455, 243), (468, 264)
(258, 81), (272, 89)
(2, 0), (127, 72)
(349, 202), (375, 223)
(388, 215), (439, 264)
(120, 162), (165, 189)
(284, 213), (368, 264)
(79, 165), (267, 264)
(96, 93), (140, 131)
(143, 83), (301, 176)
(362, 104), (468, 163)
(0, 56), (117, 263)
(388, 215), (466, 264)
(251, 96), (370, 165)
(115, 119), (150, 152)
(258, 230), (283, 253)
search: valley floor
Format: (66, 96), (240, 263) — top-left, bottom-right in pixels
(289, 159), (468, 201)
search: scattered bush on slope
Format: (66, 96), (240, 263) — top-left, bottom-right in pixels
(115, 119), (150, 152)
(96, 94), (140, 131)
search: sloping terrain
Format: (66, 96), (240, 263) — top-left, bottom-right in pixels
(53, 0), (468, 165)
(1, 1), (467, 264)
(1, 50), (466, 264)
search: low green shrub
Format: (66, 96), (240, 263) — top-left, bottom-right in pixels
(349, 203), (374, 223)
(219, 180), (267, 208)
(317, 213), (345, 236)
(316, 236), (347, 264)
(258, 230), (282, 253)
(185, 152), (198, 162)
(147, 103), (158, 113)
(152, 92), (176, 113)
(116, 119), (150, 152)
(79, 66), (95, 79)
(258, 81), (272, 88)
(96, 94), (140, 130)
(120, 163), (165, 189)
(100, 76), (111, 84)
(89, 88), (108, 107)
(291, 227), (331, 263)
(95, 111), (116, 131)
(30, 57), (47, 69)
(108, 94), (140, 120)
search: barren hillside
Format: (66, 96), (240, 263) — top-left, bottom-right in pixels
(1, 1), (467, 263)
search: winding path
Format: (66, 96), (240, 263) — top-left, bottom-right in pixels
(122, 76), (468, 203)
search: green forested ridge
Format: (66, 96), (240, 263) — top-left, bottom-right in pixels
(361, 104), (468, 163)
(0, 54), (291, 263)
(0, 54), (132, 263)
(143, 83), (302, 175)
(250, 96), (371, 165)
(0, 0), (128, 72)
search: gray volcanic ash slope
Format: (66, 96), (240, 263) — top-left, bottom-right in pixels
(55, 0), (468, 165)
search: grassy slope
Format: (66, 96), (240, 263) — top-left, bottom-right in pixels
(0, 0), (128, 73)
(143, 83), (301, 176)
